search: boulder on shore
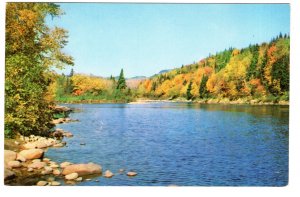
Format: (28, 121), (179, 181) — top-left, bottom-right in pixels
(8, 160), (21, 168)
(16, 153), (26, 162)
(19, 149), (44, 160)
(60, 162), (73, 168)
(62, 163), (102, 176)
(23, 141), (48, 149)
(28, 161), (46, 169)
(4, 150), (17, 164)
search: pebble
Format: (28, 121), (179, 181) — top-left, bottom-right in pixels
(85, 178), (91, 181)
(27, 168), (34, 172)
(53, 169), (61, 176)
(47, 177), (55, 182)
(51, 181), (61, 186)
(36, 181), (48, 186)
(65, 172), (79, 180)
(50, 164), (59, 168)
(75, 177), (83, 182)
(43, 158), (51, 162)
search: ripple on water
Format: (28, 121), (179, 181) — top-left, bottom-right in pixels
(45, 103), (288, 186)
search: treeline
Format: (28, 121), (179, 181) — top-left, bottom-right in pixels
(137, 34), (290, 103)
(54, 69), (134, 103)
(5, 3), (73, 137)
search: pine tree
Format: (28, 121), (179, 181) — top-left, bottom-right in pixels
(199, 75), (209, 98)
(116, 68), (126, 90)
(186, 81), (193, 100)
(69, 68), (74, 77)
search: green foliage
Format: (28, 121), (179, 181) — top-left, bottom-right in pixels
(199, 75), (209, 98)
(116, 68), (127, 90)
(5, 3), (73, 137)
(186, 82), (193, 100)
(246, 44), (259, 80)
(137, 34), (289, 103)
(215, 48), (233, 72)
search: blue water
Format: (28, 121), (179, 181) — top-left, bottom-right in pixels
(46, 103), (288, 186)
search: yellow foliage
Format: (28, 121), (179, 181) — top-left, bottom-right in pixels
(191, 83), (199, 98)
(71, 74), (109, 95)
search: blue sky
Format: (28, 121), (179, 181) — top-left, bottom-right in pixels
(47, 3), (290, 78)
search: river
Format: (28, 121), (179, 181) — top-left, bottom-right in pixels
(46, 102), (288, 186)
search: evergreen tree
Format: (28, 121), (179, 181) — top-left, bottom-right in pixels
(186, 82), (193, 100)
(246, 44), (259, 80)
(69, 68), (74, 77)
(116, 68), (126, 90)
(199, 75), (209, 98)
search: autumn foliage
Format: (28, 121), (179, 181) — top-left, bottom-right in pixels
(5, 3), (73, 137)
(138, 35), (289, 102)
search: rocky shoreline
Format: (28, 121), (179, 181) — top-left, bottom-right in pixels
(4, 106), (137, 186)
(129, 98), (289, 105)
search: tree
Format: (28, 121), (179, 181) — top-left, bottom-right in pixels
(116, 68), (127, 90)
(5, 3), (73, 137)
(199, 75), (209, 98)
(69, 68), (74, 77)
(186, 81), (193, 100)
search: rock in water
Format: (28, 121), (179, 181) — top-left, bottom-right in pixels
(19, 149), (44, 160)
(36, 181), (48, 186)
(62, 163), (102, 176)
(127, 171), (138, 177)
(4, 150), (17, 164)
(8, 161), (21, 168)
(65, 173), (79, 180)
(63, 132), (73, 138)
(4, 169), (16, 181)
(104, 170), (114, 178)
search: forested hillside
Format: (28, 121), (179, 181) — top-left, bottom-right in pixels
(137, 35), (289, 103)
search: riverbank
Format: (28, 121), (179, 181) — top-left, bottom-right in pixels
(129, 97), (289, 106)
(4, 106), (138, 186)
(55, 96), (289, 106)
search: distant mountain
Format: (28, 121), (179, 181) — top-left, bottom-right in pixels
(126, 76), (147, 88)
(127, 76), (147, 80)
(158, 69), (171, 74)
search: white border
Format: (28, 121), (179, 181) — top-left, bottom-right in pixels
(1, 0), (299, 197)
